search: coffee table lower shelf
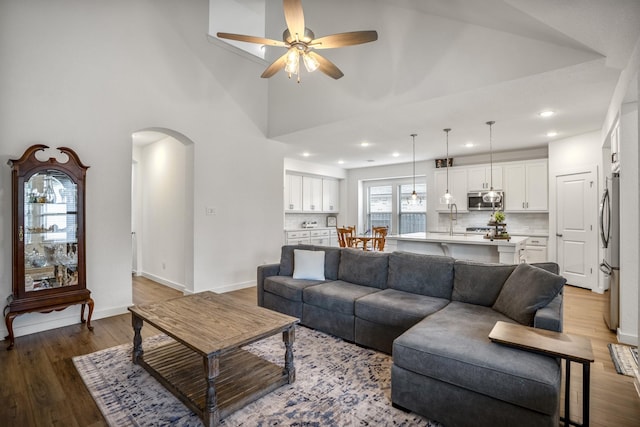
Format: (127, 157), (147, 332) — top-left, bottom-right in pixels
(138, 340), (288, 421)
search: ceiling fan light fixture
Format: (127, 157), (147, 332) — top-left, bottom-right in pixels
(285, 48), (300, 75)
(302, 52), (319, 72)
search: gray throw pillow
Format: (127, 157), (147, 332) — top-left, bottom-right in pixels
(492, 263), (566, 326)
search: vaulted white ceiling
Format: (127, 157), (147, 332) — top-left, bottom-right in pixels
(252, 0), (640, 169)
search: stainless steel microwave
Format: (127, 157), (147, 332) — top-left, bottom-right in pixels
(467, 191), (504, 210)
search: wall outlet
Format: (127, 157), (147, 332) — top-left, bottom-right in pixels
(206, 207), (216, 216)
(162, 261), (166, 270)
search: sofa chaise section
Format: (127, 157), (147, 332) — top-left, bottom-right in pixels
(392, 302), (561, 427)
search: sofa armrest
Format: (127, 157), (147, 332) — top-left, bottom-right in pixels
(257, 263), (280, 307)
(533, 292), (563, 332)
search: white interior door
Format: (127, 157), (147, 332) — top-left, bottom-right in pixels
(556, 171), (597, 289)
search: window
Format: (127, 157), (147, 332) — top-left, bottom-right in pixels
(364, 179), (426, 234)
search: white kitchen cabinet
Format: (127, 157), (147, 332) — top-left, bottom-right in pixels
(434, 168), (468, 212)
(302, 176), (323, 212)
(467, 165), (503, 191)
(322, 178), (339, 212)
(310, 229), (331, 246)
(284, 230), (310, 245)
(503, 160), (548, 212)
(284, 174), (303, 212)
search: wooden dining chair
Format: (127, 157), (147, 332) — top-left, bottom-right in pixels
(372, 226), (388, 251)
(336, 226), (355, 248)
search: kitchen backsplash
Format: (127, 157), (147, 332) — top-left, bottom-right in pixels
(285, 213), (336, 229)
(436, 211), (549, 235)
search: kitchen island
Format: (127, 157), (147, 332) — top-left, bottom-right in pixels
(386, 233), (528, 264)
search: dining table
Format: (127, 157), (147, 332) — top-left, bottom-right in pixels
(347, 235), (381, 251)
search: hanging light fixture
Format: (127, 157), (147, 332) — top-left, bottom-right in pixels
(439, 128), (455, 205)
(482, 121), (502, 205)
(407, 133), (422, 205)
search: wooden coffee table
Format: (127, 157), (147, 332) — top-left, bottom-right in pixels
(128, 291), (299, 427)
(489, 321), (594, 427)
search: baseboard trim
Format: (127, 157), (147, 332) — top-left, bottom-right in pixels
(2, 304), (131, 340)
(141, 272), (186, 293)
(616, 328), (638, 345)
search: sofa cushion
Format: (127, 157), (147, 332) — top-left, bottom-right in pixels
(387, 252), (454, 299)
(452, 260), (516, 306)
(393, 302), (561, 415)
(338, 249), (389, 289)
(355, 288), (449, 329)
(292, 249), (325, 280)
(264, 276), (324, 302)
(303, 280), (381, 315)
(493, 263), (566, 326)
(279, 245), (341, 280)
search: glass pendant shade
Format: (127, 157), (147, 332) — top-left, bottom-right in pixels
(285, 49), (299, 75)
(440, 128), (455, 205)
(439, 192), (455, 205)
(482, 121), (502, 205)
(302, 52), (319, 72)
(407, 134), (422, 205)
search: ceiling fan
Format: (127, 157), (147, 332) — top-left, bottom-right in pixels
(216, 0), (378, 82)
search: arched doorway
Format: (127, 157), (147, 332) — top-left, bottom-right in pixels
(131, 128), (195, 294)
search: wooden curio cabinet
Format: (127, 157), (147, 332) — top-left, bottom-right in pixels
(4, 145), (93, 349)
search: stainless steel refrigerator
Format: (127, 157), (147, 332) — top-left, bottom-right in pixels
(600, 173), (620, 331)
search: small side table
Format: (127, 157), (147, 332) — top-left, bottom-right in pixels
(489, 321), (594, 427)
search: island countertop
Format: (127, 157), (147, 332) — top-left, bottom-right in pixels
(387, 232), (529, 246)
(386, 232), (529, 264)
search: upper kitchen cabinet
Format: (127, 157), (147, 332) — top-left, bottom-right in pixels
(285, 172), (341, 213)
(284, 173), (303, 212)
(503, 160), (548, 212)
(322, 178), (339, 212)
(302, 176), (323, 212)
(434, 168), (468, 212)
(467, 165), (503, 191)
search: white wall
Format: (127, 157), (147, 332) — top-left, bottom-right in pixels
(601, 35), (640, 346)
(618, 102), (639, 344)
(0, 0), (285, 339)
(139, 137), (189, 291)
(547, 130), (602, 268)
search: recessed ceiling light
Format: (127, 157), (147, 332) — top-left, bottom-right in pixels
(464, 142), (474, 148)
(302, 152), (310, 157)
(392, 152), (400, 157)
(546, 131), (558, 137)
(338, 160), (345, 164)
(361, 141), (370, 147)
(539, 110), (555, 118)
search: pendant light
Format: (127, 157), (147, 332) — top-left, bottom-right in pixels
(439, 128), (455, 205)
(482, 121), (502, 205)
(407, 133), (422, 205)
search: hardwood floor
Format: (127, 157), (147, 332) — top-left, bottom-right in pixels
(0, 279), (637, 426)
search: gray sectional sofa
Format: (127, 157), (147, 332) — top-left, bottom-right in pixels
(257, 245), (566, 427)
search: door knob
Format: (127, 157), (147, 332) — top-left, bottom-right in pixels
(556, 233), (563, 237)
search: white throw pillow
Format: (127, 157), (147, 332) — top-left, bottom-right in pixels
(292, 249), (325, 280)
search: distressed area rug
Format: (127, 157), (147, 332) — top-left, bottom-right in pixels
(73, 326), (438, 426)
(608, 343), (639, 377)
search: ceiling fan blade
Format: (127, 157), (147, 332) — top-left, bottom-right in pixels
(283, 0), (305, 40)
(261, 52), (289, 78)
(311, 31), (378, 49)
(216, 32), (287, 47)
(308, 51), (344, 79)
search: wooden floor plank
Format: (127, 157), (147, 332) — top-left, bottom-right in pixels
(0, 279), (638, 426)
